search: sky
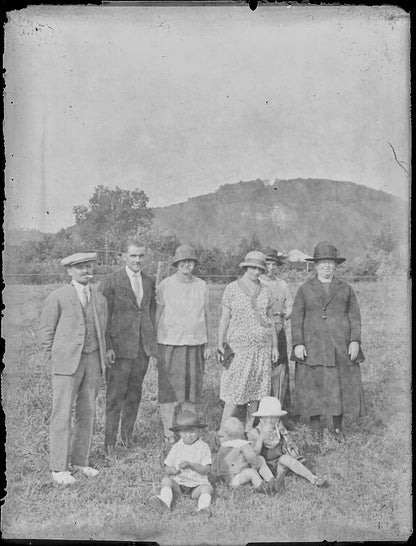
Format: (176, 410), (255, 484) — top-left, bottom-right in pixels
(4, 4), (410, 233)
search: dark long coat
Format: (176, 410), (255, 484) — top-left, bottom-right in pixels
(100, 268), (158, 359)
(290, 276), (366, 417)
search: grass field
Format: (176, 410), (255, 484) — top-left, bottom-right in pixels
(1, 278), (412, 543)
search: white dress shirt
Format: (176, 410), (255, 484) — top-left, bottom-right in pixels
(125, 266), (143, 305)
(72, 280), (91, 306)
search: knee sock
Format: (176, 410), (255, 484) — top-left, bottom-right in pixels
(333, 414), (343, 430)
(197, 493), (211, 510)
(159, 486), (173, 507)
(310, 415), (321, 431)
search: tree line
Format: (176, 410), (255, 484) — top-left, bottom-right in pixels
(5, 185), (406, 283)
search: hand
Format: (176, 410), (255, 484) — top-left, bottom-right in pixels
(106, 349), (116, 368)
(294, 345), (307, 361)
(203, 347), (212, 360)
(178, 461), (191, 470)
(271, 346), (279, 363)
(348, 341), (360, 361)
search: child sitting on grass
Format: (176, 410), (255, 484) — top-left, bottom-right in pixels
(149, 410), (213, 517)
(248, 397), (328, 492)
(217, 417), (279, 494)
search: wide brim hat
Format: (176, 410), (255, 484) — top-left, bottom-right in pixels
(305, 241), (345, 264)
(172, 244), (200, 267)
(169, 410), (208, 432)
(239, 250), (267, 271)
(61, 252), (97, 267)
(252, 396), (287, 417)
(262, 247), (287, 265)
(218, 417), (245, 441)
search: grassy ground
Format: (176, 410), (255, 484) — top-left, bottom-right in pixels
(1, 278), (412, 543)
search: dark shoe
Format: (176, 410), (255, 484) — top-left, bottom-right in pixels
(312, 429), (323, 443)
(314, 476), (329, 488)
(104, 445), (116, 461)
(149, 495), (170, 513)
(331, 428), (346, 443)
(274, 474), (285, 494)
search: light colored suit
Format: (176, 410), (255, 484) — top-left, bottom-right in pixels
(39, 282), (108, 471)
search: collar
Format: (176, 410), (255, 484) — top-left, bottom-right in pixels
(72, 279), (90, 294)
(125, 266), (142, 280)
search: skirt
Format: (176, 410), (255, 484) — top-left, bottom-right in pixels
(158, 344), (205, 404)
(293, 357), (367, 418)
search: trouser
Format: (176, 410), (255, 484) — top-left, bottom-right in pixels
(50, 350), (102, 471)
(104, 345), (149, 446)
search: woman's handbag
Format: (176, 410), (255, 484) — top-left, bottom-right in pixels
(218, 342), (235, 369)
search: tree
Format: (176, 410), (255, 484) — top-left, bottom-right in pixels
(73, 185), (153, 250)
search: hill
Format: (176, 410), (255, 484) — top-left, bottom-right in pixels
(152, 178), (408, 259)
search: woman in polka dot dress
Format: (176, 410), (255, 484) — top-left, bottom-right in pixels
(218, 251), (278, 432)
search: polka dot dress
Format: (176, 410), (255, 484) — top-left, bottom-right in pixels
(220, 281), (273, 405)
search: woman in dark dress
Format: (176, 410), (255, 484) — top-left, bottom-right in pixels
(291, 241), (366, 442)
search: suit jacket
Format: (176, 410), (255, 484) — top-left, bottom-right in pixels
(100, 268), (157, 359)
(38, 283), (108, 376)
(290, 276), (364, 367)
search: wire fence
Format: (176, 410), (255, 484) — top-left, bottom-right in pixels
(3, 272), (406, 285)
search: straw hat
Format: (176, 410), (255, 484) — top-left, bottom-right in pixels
(169, 410), (208, 432)
(218, 417), (245, 441)
(61, 252), (97, 267)
(252, 396), (287, 417)
(305, 241), (345, 264)
(172, 244), (199, 267)
(239, 251), (267, 271)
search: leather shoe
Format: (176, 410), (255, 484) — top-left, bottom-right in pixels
(104, 445), (116, 461)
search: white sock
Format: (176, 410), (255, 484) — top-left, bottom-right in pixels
(159, 486), (173, 507)
(198, 493), (211, 511)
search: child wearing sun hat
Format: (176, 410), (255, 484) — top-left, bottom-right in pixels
(247, 397), (328, 492)
(216, 417), (278, 494)
(149, 410), (213, 517)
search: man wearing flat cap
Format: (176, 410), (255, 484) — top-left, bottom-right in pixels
(39, 252), (108, 485)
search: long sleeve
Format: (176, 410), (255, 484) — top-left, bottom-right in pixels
(290, 285), (306, 347)
(99, 276), (114, 350)
(348, 286), (362, 343)
(38, 293), (61, 366)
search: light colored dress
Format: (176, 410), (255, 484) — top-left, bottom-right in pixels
(220, 280), (273, 405)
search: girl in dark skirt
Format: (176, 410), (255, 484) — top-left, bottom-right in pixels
(156, 245), (211, 444)
(291, 241), (367, 443)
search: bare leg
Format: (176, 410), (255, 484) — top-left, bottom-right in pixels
(230, 468), (262, 488)
(220, 402), (238, 428)
(278, 454), (317, 484)
(160, 403), (176, 439)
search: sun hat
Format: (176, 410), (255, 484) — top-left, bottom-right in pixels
(239, 250), (267, 271)
(218, 417), (245, 441)
(169, 410), (208, 432)
(252, 396), (287, 417)
(61, 252), (97, 267)
(171, 244), (199, 267)
(305, 241), (345, 264)
(262, 247), (287, 264)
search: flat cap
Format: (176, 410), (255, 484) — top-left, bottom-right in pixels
(61, 252), (97, 267)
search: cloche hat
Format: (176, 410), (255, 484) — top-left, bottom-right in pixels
(218, 417), (245, 441)
(239, 250), (267, 272)
(172, 244), (199, 267)
(61, 252), (97, 267)
(262, 247), (287, 264)
(252, 396), (287, 417)
(169, 410), (208, 432)
(306, 241), (345, 264)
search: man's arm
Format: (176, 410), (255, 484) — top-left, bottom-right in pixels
(38, 293), (61, 367)
(99, 276), (114, 352)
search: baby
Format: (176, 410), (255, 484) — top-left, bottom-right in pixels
(248, 397), (328, 492)
(149, 410), (213, 517)
(217, 417), (278, 494)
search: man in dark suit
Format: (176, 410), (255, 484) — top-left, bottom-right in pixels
(100, 239), (158, 459)
(39, 252), (108, 485)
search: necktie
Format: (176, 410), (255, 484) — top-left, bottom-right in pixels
(81, 287), (89, 308)
(132, 273), (142, 306)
